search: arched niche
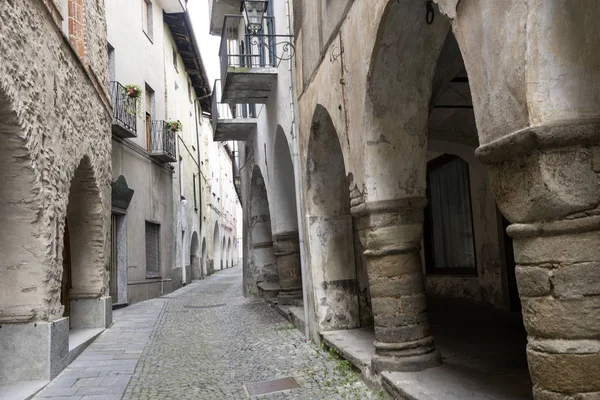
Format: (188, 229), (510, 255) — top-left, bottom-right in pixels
(306, 104), (360, 331)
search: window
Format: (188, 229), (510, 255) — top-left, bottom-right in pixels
(179, 155), (185, 199)
(142, 0), (153, 41)
(145, 222), (160, 277)
(424, 154), (476, 275)
(172, 47), (178, 72)
(187, 81), (192, 103)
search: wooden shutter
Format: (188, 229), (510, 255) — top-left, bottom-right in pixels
(145, 222), (160, 277)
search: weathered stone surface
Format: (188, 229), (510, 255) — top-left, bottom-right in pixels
(551, 263), (600, 298)
(515, 266), (551, 297)
(528, 349), (600, 393)
(521, 297), (600, 339)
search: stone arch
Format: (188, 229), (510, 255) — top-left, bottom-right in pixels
(272, 126), (298, 234)
(271, 126), (303, 301)
(306, 104), (360, 331)
(363, 0), (450, 203)
(0, 89), (48, 324)
(221, 236), (226, 269)
(201, 237), (207, 277)
(190, 232), (200, 280)
(246, 165), (277, 296)
(212, 223), (220, 275)
(227, 238), (232, 268)
(63, 155), (107, 328)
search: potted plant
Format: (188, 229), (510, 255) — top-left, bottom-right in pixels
(122, 84), (142, 116)
(167, 120), (183, 133)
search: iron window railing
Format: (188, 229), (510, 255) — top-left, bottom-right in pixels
(211, 80), (257, 132)
(218, 15), (294, 86)
(110, 81), (137, 135)
(150, 120), (176, 161)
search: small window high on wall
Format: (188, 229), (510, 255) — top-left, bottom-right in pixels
(142, 0), (153, 41)
(424, 154), (477, 275)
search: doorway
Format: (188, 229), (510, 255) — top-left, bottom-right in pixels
(110, 214), (119, 303)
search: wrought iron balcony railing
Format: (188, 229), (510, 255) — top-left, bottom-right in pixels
(211, 79), (257, 142)
(110, 81), (137, 138)
(149, 120), (176, 162)
(218, 15), (294, 104)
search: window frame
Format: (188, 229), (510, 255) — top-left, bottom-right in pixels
(142, 0), (153, 42)
(424, 153), (478, 276)
(145, 221), (161, 278)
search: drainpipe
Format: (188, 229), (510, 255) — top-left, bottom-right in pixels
(285, 0), (310, 342)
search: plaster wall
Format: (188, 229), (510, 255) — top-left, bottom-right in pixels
(164, 25), (202, 285)
(111, 143), (175, 304)
(106, 0), (167, 148)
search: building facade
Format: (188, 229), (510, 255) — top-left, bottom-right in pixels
(0, 0), (112, 386)
(106, 0), (213, 305)
(214, 1), (600, 399)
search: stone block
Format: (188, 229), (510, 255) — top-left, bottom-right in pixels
(528, 348), (600, 393)
(70, 297), (112, 329)
(515, 266), (551, 297)
(521, 296), (600, 339)
(551, 262), (600, 298)
(369, 272), (424, 298)
(514, 230), (600, 265)
(0, 318), (69, 383)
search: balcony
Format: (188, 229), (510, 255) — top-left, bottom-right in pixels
(158, 0), (186, 13)
(219, 15), (293, 104)
(110, 81), (137, 139)
(209, 0), (241, 35)
(212, 80), (257, 141)
(149, 121), (177, 163)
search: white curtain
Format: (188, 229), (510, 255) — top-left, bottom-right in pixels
(427, 157), (476, 270)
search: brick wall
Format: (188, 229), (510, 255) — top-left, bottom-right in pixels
(68, 0), (86, 61)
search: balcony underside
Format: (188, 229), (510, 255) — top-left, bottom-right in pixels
(150, 150), (176, 163)
(111, 120), (137, 139)
(214, 118), (257, 141)
(222, 67), (278, 104)
(209, 0), (241, 35)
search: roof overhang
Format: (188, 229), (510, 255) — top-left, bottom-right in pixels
(164, 11), (212, 112)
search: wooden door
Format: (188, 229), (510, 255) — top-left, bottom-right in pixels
(110, 214), (118, 303)
(61, 220), (72, 320)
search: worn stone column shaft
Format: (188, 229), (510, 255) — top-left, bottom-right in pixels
(354, 198), (440, 373)
(273, 232), (302, 304)
(486, 144), (600, 399)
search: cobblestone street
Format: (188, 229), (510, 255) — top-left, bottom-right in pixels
(34, 267), (382, 400)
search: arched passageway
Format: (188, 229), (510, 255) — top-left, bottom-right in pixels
(306, 105), (368, 331)
(271, 127), (303, 304)
(245, 166), (277, 295)
(212, 223), (220, 275)
(227, 238), (232, 268)
(221, 237), (226, 269)
(63, 156), (108, 329)
(352, 0), (531, 391)
(201, 238), (207, 277)
(190, 232), (200, 280)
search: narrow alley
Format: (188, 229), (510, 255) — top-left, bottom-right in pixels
(33, 267), (382, 400)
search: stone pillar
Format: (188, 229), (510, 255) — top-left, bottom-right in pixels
(484, 144), (600, 400)
(353, 198), (440, 373)
(273, 232), (303, 304)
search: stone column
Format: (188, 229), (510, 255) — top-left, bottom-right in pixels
(273, 232), (303, 304)
(353, 198), (440, 373)
(485, 144), (600, 400)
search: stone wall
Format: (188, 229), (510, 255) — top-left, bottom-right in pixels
(0, 0), (111, 324)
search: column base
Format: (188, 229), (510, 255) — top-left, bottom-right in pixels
(372, 336), (441, 373)
(0, 317), (69, 383)
(70, 296), (112, 329)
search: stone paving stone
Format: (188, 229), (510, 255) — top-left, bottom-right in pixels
(35, 266), (385, 399)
